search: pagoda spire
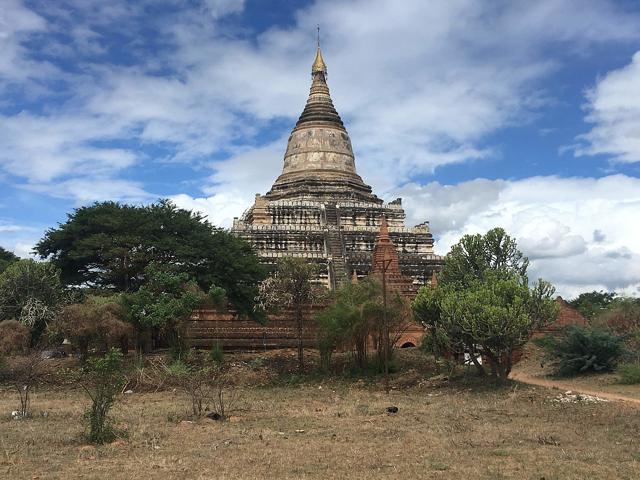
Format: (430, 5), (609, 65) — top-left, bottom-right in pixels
(312, 26), (327, 75)
(378, 215), (390, 241)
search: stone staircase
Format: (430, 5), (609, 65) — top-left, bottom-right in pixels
(324, 203), (349, 289)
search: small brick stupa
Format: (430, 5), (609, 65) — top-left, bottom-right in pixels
(370, 215), (418, 299)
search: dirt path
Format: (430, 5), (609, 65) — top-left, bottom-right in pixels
(510, 371), (640, 406)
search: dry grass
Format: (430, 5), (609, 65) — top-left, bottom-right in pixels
(1, 350), (639, 479)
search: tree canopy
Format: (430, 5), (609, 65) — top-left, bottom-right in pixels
(413, 228), (558, 380)
(0, 247), (18, 274)
(569, 290), (617, 320)
(35, 200), (265, 318)
(439, 227), (529, 287)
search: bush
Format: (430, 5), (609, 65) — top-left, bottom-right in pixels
(81, 349), (126, 444)
(3, 351), (45, 418)
(545, 326), (626, 376)
(49, 296), (131, 360)
(208, 341), (224, 366)
(0, 320), (30, 355)
(164, 359), (238, 419)
(617, 363), (640, 385)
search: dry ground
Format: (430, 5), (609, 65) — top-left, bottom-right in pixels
(512, 344), (640, 402)
(1, 351), (639, 479)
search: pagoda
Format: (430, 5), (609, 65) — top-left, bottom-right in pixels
(232, 44), (442, 289)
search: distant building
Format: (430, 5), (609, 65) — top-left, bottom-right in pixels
(232, 45), (442, 290)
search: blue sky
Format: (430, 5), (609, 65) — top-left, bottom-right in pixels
(1, 0), (640, 297)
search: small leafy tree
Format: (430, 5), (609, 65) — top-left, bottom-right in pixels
(542, 326), (626, 376)
(258, 257), (326, 372)
(48, 295), (132, 360)
(413, 228), (558, 380)
(122, 263), (204, 356)
(208, 341), (225, 366)
(316, 277), (410, 371)
(0, 260), (65, 343)
(81, 348), (126, 444)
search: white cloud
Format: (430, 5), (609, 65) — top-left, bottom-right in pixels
(394, 175), (640, 297)
(0, 221), (39, 259)
(203, 0), (245, 19)
(22, 178), (153, 205)
(0, 0), (48, 82)
(576, 51), (640, 163)
(170, 140), (284, 227)
(2, 0), (640, 298)
(171, 191), (249, 228)
(2, 0), (640, 203)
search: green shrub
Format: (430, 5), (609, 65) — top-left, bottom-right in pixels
(248, 356), (264, 370)
(617, 363), (640, 384)
(208, 341), (224, 366)
(545, 326), (626, 376)
(81, 349), (126, 444)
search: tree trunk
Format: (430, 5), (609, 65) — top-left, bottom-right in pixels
(468, 346), (485, 376)
(119, 335), (129, 356)
(79, 337), (89, 363)
(296, 306), (304, 372)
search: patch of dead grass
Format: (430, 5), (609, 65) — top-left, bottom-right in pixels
(1, 372), (639, 479)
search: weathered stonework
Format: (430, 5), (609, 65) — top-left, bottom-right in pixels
(232, 47), (443, 289)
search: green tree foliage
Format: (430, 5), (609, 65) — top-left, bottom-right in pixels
(0, 259), (65, 343)
(0, 246), (18, 274)
(439, 227), (529, 288)
(81, 349), (126, 444)
(258, 257), (326, 372)
(543, 326), (626, 376)
(316, 277), (410, 371)
(35, 200), (265, 318)
(413, 228), (558, 380)
(569, 290), (617, 320)
(122, 263), (205, 355)
(48, 295), (132, 360)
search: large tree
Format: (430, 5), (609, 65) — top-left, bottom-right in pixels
(257, 257), (326, 371)
(0, 247), (18, 274)
(35, 200), (265, 318)
(413, 228), (558, 380)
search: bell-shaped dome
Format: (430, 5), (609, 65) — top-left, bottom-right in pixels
(270, 46), (372, 196)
